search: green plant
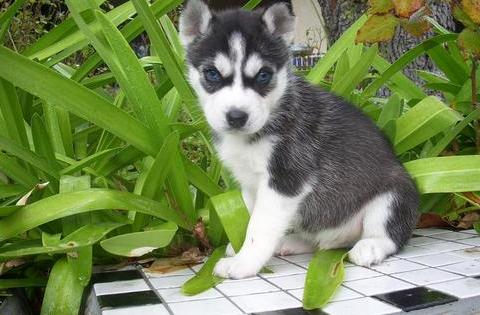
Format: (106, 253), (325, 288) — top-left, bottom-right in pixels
(1, 0), (480, 313)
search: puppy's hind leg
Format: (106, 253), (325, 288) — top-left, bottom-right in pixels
(275, 234), (315, 256)
(349, 192), (416, 266)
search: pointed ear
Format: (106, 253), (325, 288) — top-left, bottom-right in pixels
(179, 0), (213, 47)
(261, 3), (295, 44)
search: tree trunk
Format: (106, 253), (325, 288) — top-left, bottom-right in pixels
(317, 0), (457, 90)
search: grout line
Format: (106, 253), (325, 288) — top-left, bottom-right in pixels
(137, 265), (175, 315)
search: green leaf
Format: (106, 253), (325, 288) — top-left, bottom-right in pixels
(60, 148), (121, 175)
(362, 34), (457, 99)
(183, 158), (223, 197)
(0, 78), (29, 148)
(100, 222), (178, 257)
(0, 46), (158, 156)
(394, 96), (461, 154)
(0, 223), (125, 258)
(377, 93), (402, 129)
(243, 0), (263, 10)
(355, 14), (399, 44)
(0, 278), (46, 290)
(405, 156), (480, 194)
(371, 55), (426, 101)
(0, 0), (27, 43)
(208, 191), (250, 252)
(331, 45), (378, 98)
(0, 184), (25, 199)
(307, 15), (368, 85)
(40, 258), (83, 315)
(426, 108), (480, 157)
(0, 189), (189, 241)
(181, 246), (226, 296)
(0, 134), (60, 179)
(0, 151), (38, 187)
(303, 249), (349, 310)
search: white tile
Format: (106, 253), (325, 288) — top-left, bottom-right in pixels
(344, 266), (382, 281)
(439, 260), (480, 276)
(448, 247), (480, 259)
(392, 268), (462, 285)
(281, 253), (314, 263)
(231, 291), (302, 313)
(157, 287), (222, 303)
(414, 228), (451, 236)
(370, 259), (426, 274)
(428, 278), (480, 299)
(268, 256), (289, 265)
(430, 231), (475, 241)
(296, 261), (310, 268)
(323, 297), (401, 315)
(149, 275), (192, 289)
(458, 237), (480, 247)
(407, 236), (443, 246)
(459, 229), (478, 235)
(406, 253), (466, 267)
(268, 274), (306, 290)
(102, 304), (169, 315)
(417, 242), (472, 254)
(261, 263), (306, 278)
(191, 263), (204, 273)
(94, 279), (149, 296)
(216, 279), (278, 296)
(394, 245), (437, 258)
(288, 286), (363, 302)
(169, 298), (242, 315)
(144, 268), (194, 278)
(343, 275), (414, 296)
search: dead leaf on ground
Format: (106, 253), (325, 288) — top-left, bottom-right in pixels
(146, 247), (205, 274)
(457, 212), (480, 229)
(416, 213), (450, 228)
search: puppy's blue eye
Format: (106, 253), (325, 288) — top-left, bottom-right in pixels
(204, 69), (222, 83)
(255, 69), (272, 85)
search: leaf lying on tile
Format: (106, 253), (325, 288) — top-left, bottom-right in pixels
(303, 249), (349, 310)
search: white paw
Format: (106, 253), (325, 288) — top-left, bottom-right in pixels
(348, 238), (395, 267)
(213, 256), (260, 279)
(225, 243), (235, 257)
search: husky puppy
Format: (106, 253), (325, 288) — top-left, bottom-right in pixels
(179, 0), (419, 279)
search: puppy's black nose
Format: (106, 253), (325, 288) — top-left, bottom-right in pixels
(226, 110), (248, 129)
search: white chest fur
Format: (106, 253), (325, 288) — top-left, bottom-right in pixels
(216, 135), (274, 191)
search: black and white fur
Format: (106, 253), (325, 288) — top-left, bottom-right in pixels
(180, 0), (419, 279)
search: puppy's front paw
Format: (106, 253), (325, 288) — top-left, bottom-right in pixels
(213, 256), (259, 279)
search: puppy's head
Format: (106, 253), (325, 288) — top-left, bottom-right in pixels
(180, 0), (295, 135)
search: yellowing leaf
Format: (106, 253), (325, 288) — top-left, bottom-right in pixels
(462, 0), (480, 24)
(393, 0), (424, 18)
(453, 4), (478, 28)
(368, 0), (394, 14)
(402, 18), (431, 37)
(458, 28), (480, 58)
(356, 14), (399, 44)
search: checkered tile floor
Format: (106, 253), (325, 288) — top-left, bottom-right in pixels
(84, 229), (480, 315)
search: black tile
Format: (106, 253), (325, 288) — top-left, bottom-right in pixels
(373, 287), (457, 312)
(475, 275), (480, 280)
(91, 269), (142, 284)
(411, 234), (422, 238)
(251, 308), (327, 315)
(98, 290), (161, 309)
